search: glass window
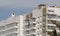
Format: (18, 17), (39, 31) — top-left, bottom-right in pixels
(47, 20), (52, 24)
(30, 29), (36, 33)
(58, 16), (60, 18)
(0, 26), (5, 30)
(32, 18), (36, 21)
(48, 10), (54, 12)
(24, 30), (29, 34)
(6, 33), (17, 36)
(33, 23), (36, 27)
(47, 14), (56, 18)
(47, 26), (55, 30)
(30, 34), (36, 36)
(5, 28), (17, 34)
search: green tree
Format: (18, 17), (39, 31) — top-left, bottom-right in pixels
(53, 29), (57, 36)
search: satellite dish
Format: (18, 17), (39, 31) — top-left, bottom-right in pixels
(11, 13), (15, 17)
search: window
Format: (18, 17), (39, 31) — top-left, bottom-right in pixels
(48, 26), (50, 29)
(32, 18), (36, 21)
(37, 33), (40, 35)
(47, 26), (55, 30)
(48, 10), (54, 12)
(38, 22), (40, 24)
(6, 33), (17, 36)
(0, 26), (5, 30)
(40, 25), (42, 28)
(47, 20), (52, 24)
(36, 31), (40, 36)
(5, 28), (17, 34)
(24, 25), (30, 29)
(30, 34), (36, 36)
(58, 16), (60, 18)
(47, 14), (56, 19)
(25, 30), (29, 34)
(38, 17), (40, 18)
(33, 23), (36, 27)
(30, 29), (36, 33)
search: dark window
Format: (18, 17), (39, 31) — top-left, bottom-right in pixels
(48, 10), (54, 12)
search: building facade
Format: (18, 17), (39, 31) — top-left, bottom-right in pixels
(0, 4), (60, 36)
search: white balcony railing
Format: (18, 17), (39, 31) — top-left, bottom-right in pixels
(46, 24), (56, 26)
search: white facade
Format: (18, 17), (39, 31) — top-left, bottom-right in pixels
(0, 4), (60, 36)
(32, 5), (60, 36)
(0, 15), (25, 36)
(46, 6), (60, 36)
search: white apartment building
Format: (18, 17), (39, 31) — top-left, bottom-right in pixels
(0, 4), (60, 36)
(32, 4), (60, 36)
(0, 13), (26, 36)
(46, 6), (60, 36)
(0, 12), (42, 36)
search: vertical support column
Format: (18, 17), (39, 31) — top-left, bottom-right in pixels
(19, 15), (24, 36)
(42, 7), (46, 36)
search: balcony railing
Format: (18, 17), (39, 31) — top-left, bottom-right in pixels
(24, 23), (36, 29)
(29, 29), (36, 34)
(47, 24), (56, 26)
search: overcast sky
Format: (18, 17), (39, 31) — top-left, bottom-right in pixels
(0, 0), (60, 20)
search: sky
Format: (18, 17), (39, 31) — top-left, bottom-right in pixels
(0, 0), (60, 20)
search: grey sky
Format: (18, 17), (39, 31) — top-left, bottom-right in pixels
(0, 0), (60, 7)
(0, 0), (60, 20)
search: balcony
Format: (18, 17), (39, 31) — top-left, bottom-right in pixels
(47, 24), (56, 26)
(29, 27), (36, 30)
(47, 9), (55, 14)
(46, 29), (53, 32)
(46, 26), (56, 32)
(47, 20), (57, 25)
(30, 34), (36, 36)
(4, 28), (18, 34)
(47, 18), (57, 21)
(24, 23), (36, 30)
(47, 12), (55, 14)
(47, 14), (57, 20)
(24, 25), (30, 30)
(25, 35), (30, 36)
(24, 30), (30, 34)
(6, 33), (17, 36)
(30, 23), (36, 27)
(24, 27), (36, 35)
(29, 29), (36, 34)
(5, 22), (18, 29)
